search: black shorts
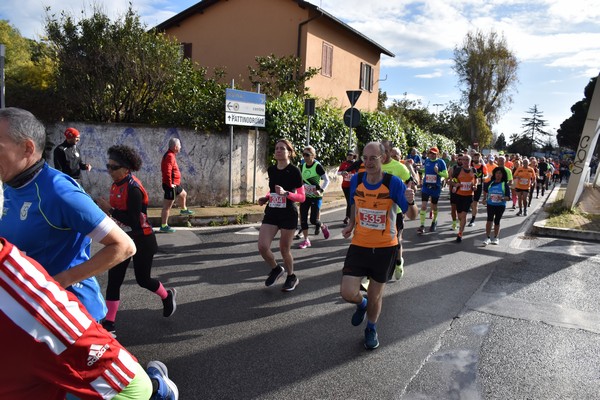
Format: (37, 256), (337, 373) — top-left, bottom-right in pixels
(163, 184), (183, 200)
(421, 192), (440, 204)
(473, 185), (483, 202)
(486, 205), (505, 225)
(515, 188), (530, 194)
(262, 207), (299, 230)
(455, 194), (473, 214)
(342, 244), (398, 284)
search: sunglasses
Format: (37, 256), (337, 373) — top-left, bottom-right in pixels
(106, 164), (123, 171)
(303, 153), (312, 157)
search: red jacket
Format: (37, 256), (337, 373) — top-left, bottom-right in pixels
(161, 150), (181, 186)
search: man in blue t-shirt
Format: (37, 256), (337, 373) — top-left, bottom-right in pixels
(417, 147), (447, 233)
(0, 108), (135, 321)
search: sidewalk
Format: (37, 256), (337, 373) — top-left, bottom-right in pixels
(147, 190), (347, 227)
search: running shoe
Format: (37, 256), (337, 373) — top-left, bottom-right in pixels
(429, 221), (437, 232)
(516, 210), (522, 216)
(179, 209), (195, 215)
(524, 209), (528, 216)
(456, 233), (462, 243)
(417, 225), (425, 234)
(162, 289), (177, 317)
(351, 296), (368, 326)
(394, 257), (405, 280)
(315, 225), (321, 235)
(159, 225), (176, 233)
(321, 223), (330, 239)
(101, 320), (116, 338)
(265, 265), (285, 287)
(298, 239), (311, 249)
(364, 327), (379, 350)
(451, 221), (457, 230)
(467, 217), (475, 227)
(482, 238), (491, 246)
(491, 238), (500, 245)
(281, 274), (299, 292)
(147, 360), (179, 400)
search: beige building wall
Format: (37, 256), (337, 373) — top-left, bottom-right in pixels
(303, 18), (381, 111)
(162, 0), (384, 111)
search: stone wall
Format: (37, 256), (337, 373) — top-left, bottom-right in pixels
(46, 123), (270, 207)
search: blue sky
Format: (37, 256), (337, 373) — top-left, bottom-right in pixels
(2, 0), (599, 144)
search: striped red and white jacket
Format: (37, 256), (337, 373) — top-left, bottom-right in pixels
(0, 238), (138, 399)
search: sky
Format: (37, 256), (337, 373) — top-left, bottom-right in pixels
(1, 0), (599, 145)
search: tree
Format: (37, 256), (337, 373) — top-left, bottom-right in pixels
(520, 105), (550, 154)
(494, 133), (507, 150)
(248, 54), (319, 100)
(453, 29), (519, 147)
(556, 76), (597, 150)
(507, 133), (533, 155)
(45, 5), (182, 122)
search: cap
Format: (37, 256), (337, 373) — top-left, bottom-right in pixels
(346, 150), (356, 155)
(64, 128), (80, 139)
(428, 147), (439, 154)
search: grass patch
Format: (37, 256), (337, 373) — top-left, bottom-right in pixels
(544, 188), (600, 230)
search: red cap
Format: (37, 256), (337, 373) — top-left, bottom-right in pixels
(64, 127), (80, 139)
(428, 147), (439, 154)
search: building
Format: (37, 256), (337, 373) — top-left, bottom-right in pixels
(154, 0), (394, 111)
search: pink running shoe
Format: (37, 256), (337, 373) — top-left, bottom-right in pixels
(321, 224), (330, 239)
(298, 239), (311, 249)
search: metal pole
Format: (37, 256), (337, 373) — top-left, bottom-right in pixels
(306, 115), (311, 146)
(229, 79), (234, 205)
(253, 84), (260, 203)
(0, 44), (5, 109)
(347, 110), (353, 149)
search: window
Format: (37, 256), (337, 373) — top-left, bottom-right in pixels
(321, 42), (333, 77)
(179, 43), (192, 60)
(360, 62), (374, 92)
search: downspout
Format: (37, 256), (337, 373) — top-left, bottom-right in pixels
(297, 9), (324, 58)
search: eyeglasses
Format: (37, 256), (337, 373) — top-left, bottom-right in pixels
(106, 164), (123, 171)
(303, 153), (312, 157)
(361, 155), (381, 162)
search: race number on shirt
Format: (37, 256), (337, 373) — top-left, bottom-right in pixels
(358, 208), (387, 230)
(489, 194), (503, 203)
(304, 184), (318, 196)
(269, 193), (286, 208)
(519, 178), (529, 186)
(343, 173), (354, 182)
(425, 174), (437, 183)
(460, 182), (472, 191)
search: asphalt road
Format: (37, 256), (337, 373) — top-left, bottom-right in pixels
(96, 192), (600, 399)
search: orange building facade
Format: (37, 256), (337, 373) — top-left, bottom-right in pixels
(155, 0), (394, 111)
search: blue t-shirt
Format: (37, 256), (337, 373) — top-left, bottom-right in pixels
(422, 158), (447, 195)
(484, 181), (509, 206)
(0, 163), (109, 320)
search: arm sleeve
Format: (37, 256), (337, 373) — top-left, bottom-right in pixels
(53, 147), (66, 172)
(287, 185), (305, 203)
(320, 171), (330, 191)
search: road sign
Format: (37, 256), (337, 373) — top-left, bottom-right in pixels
(225, 88), (266, 127)
(346, 90), (362, 107)
(344, 107), (361, 128)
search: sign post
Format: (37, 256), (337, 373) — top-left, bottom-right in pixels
(345, 90), (362, 150)
(304, 98), (315, 146)
(225, 86), (266, 205)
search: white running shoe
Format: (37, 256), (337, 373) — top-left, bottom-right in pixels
(483, 238), (491, 246)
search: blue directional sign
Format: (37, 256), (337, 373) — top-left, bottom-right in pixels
(225, 89), (266, 127)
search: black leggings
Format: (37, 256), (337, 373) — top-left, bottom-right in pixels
(342, 187), (351, 219)
(486, 205), (506, 226)
(300, 197), (322, 230)
(105, 234), (160, 300)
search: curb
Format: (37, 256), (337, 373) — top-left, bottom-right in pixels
(149, 198), (347, 228)
(531, 184), (600, 243)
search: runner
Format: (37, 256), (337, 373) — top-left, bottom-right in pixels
(96, 145), (177, 337)
(417, 147), (448, 234)
(337, 150), (357, 226)
(298, 145), (330, 249)
(468, 152), (488, 227)
(160, 138), (194, 233)
(381, 140), (413, 280)
(528, 157), (538, 206)
(481, 167), (511, 245)
(510, 159), (521, 209)
(0, 108), (135, 322)
(448, 154), (476, 243)
(53, 127), (92, 183)
(340, 142), (417, 350)
(447, 154), (464, 230)
(257, 139), (305, 292)
(513, 158), (536, 216)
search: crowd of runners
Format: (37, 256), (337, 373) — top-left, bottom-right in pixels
(0, 106), (576, 399)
